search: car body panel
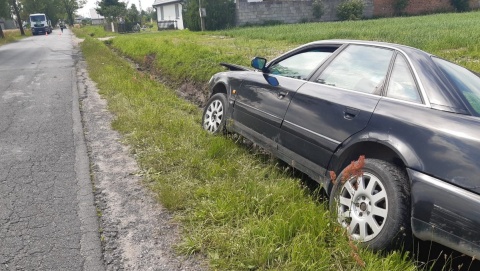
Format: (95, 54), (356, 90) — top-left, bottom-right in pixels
(233, 73), (305, 139)
(206, 39), (480, 258)
(280, 82), (381, 170)
(409, 169), (480, 258)
(369, 98), (480, 194)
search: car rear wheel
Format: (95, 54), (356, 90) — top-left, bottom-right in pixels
(202, 93), (227, 134)
(329, 158), (411, 251)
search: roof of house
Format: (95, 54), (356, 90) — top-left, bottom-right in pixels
(89, 9), (104, 19)
(152, 0), (182, 7)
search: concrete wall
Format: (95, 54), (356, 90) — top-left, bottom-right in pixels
(374, 0), (480, 16)
(235, 0), (478, 27)
(235, 0), (373, 26)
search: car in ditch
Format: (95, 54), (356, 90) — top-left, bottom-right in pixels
(202, 40), (480, 257)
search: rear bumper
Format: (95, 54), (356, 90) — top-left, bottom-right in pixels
(409, 169), (480, 258)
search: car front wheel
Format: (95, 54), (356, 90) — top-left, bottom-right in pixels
(202, 93), (227, 134)
(329, 158), (411, 251)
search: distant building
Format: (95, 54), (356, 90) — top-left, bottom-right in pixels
(75, 16), (83, 24)
(0, 17), (17, 29)
(152, 0), (184, 30)
(90, 9), (105, 25)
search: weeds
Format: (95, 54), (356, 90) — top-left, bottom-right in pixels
(0, 29), (29, 45)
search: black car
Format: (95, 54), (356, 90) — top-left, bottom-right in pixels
(202, 40), (480, 257)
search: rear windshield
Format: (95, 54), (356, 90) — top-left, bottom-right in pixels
(433, 57), (480, 115)
(30, 15), (46, 21)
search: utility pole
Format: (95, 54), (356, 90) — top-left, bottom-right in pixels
(138, 0), (143, 24)
(198, 0), (205, 31)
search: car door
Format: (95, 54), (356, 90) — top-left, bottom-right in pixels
(279, 44), (395, 170)
(232, 46), (338, 142)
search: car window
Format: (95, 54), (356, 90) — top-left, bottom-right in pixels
(316, 45), (394, 94)
(386, 55), (422, 103)
(269, 48), (335, 80)
(433, 57), (480, 115)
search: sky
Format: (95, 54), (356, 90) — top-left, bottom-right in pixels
(77, 0), (155, 18)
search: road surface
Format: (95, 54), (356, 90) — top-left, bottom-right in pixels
(0, 29), (103, 270)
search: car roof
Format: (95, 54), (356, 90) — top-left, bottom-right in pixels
(307, 39), (430, 56)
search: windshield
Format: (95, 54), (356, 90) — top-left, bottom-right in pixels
(30, 15), (46, 22)
(433, 57), (480, 116)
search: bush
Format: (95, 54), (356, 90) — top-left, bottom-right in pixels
(183, 0), (235, 31)
(451, 0), (470, 12)
(312, 0), (325, 19)
(336, 0), (364, 21)
(393, 0), (409, 15)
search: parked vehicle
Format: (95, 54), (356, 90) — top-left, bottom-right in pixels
(30, 13), (52, 35)
(202, 40), (480, 257)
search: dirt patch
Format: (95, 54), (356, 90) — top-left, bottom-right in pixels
(74, 37), (207, 270)
(111, 45), (210, 107)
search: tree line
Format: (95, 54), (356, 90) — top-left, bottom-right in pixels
(0, 0), (84, 38)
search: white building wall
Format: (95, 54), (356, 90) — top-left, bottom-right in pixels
(156, 3), (184, 30)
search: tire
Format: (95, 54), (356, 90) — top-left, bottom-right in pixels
(329, 158), (411, 251)
(202, 93), (227, 134)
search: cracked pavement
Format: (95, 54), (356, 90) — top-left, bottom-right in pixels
(0, 30), (103, 270)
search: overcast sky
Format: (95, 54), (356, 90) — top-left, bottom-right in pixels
(77, 0), (155, 18)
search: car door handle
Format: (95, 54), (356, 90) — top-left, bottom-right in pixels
(344, 107), (359, 120)
(277, 91), (287, 99)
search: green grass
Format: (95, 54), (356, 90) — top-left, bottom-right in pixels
(76, 12), (480, 270)
(102, 11), (480, 86)
(106, 30), (294, 85)
(72, 25), (120, 39)
(0, 29), (30, 46)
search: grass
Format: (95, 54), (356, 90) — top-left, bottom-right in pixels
(0, 29), (30, 45)
(72, 25), (120, 39)
(74, 11), (480, 270)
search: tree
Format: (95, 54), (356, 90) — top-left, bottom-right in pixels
(0, 0), (9, 38)
(183, 0), (235, 31)
(20, 0), (63, 27)
(96, 0), (126, 22)
(11, 0), (25, 35)
(61, 0), (85, 26)
(143, 7), (155, 22)
(125, 3), (139, 23)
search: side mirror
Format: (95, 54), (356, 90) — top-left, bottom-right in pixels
(251, 57), (267, 71)
(264, 75), (279, 87)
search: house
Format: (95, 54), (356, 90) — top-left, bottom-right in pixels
(152, 0), (184, 30)
(0, 18), (17, 30)
(90, 9), (105, 25)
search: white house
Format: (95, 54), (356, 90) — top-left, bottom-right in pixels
(152, 0), (184, 30)
(89, 9), (105, 25)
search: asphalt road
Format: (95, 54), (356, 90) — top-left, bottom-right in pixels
(0, 29), (103, 270)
